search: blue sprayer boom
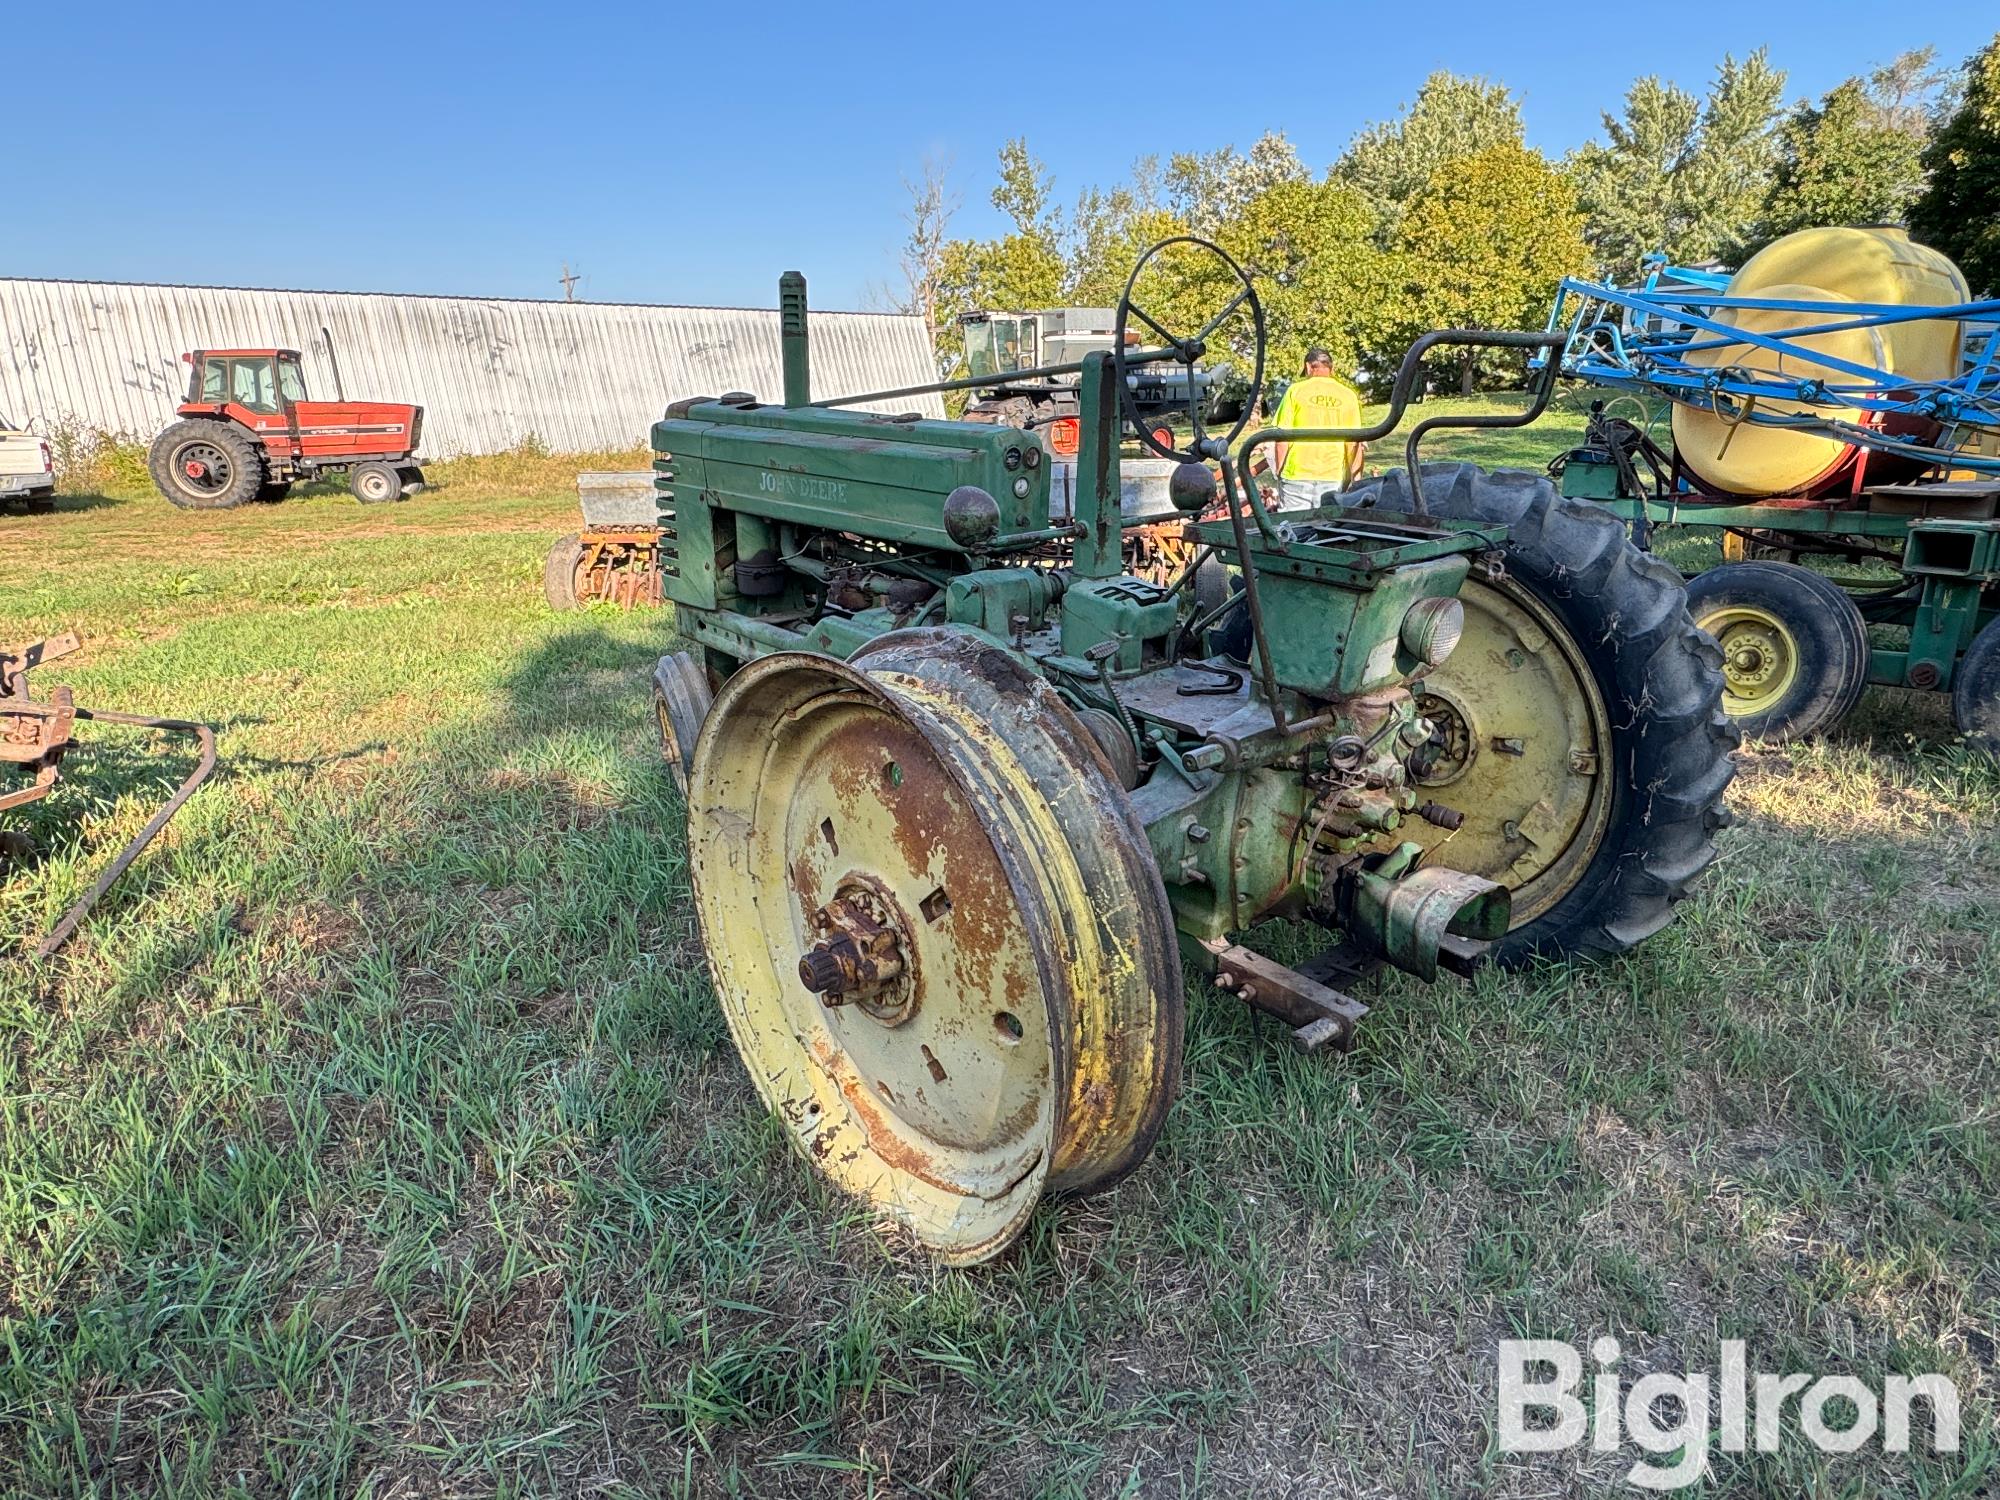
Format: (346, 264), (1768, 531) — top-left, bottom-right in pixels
(1540, 225), (2000, 752)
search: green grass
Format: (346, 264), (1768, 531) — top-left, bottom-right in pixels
(0, 405), (1995, 1496)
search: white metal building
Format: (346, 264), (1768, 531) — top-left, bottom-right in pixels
(0, 278), (942, 456)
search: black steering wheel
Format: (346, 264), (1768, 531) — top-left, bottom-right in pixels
(1112, 235), (1266, 463)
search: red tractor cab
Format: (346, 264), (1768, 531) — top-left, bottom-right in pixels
(147, 348), (426, 509)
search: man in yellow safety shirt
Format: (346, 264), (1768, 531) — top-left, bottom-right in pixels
(1269, 348), (1366, 510)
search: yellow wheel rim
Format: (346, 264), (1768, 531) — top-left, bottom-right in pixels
(1697, 605), (1799, 719)
(689, 631), (1180, 1263)
(1402, 575), (1615, 925)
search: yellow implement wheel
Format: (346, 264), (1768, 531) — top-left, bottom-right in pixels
(1701, 605), (1799, 719)
(688, 628), (1181, 1263)
(1406, 573), (1614, 928)
(1684, 561), (1869, 741)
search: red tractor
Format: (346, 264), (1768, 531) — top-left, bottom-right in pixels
(147, 348), (426, 509)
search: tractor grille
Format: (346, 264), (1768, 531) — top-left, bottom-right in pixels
(653, 453), (679, 579)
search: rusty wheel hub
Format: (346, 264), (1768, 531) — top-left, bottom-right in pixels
(799, 879), (917, 1023)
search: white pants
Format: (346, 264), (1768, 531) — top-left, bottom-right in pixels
(1277, 478), (1338, 511)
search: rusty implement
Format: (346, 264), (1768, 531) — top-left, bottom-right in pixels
(2, 634), (217, 958)
(0, 633), (82, 818)
(545, 471), (670, 611)
(545, 528), (667, 610)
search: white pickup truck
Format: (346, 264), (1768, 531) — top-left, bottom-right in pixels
(0, 415), (55, 512)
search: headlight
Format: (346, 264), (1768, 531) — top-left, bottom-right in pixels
(1401, 596), (1465, 667)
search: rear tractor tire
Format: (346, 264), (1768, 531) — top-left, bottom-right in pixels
(351, 461), (405, 504)
(148, 419), (266, 510)
(1344, 461), (1737, 964)
(1684, 561), (1869, 742)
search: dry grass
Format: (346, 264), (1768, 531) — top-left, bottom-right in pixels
(417, 439), (655, 504)
(45, 429), (654, 509)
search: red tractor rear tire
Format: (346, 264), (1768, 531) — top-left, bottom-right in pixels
(148, 419), (265, 510)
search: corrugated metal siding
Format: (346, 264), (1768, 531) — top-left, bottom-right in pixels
(0, 279), (942, 455)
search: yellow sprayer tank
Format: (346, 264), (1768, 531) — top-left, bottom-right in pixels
(1672, 226), (1971, 497)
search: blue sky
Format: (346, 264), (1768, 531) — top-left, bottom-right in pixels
(9, 2), (1995, 310)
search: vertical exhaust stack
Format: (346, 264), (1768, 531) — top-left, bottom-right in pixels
(780, 272), (810, 408)
(321, 326), (346, 402)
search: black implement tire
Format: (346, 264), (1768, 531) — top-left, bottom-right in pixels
(1952, 616), (2000, 756)
(351, 461), (404, 504)
(1684, 562), (1869, 742)
(255, 481), (292, 504)
(148, 419), (265, 510)
(397, 466), (426, 497)
(544, 533), (585, 610)
(0, 828), (34, 869)
(1345, 462), (1736, 964)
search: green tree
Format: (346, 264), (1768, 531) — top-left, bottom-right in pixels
(1909, 33), (2000, 294)
(1867, 46), (1959, 134)
(1165, 132), (1308, 235)
(1336, 72), (1525, 240)
(931, 140), (1069, 402)
(990, 139), (1062, 253)
(1571, 50), (1787, 276)
(1213, 177), (1388, 382)
(1385, 144), (1594, 394)
(1759, 51), (1951, 244)
(1067, 193), (1186, 308)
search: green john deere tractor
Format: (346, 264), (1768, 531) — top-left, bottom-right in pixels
(648, 238), (1735, 1262)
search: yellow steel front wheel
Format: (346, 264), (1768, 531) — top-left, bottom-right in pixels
(688, 628), (1182, 1264)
